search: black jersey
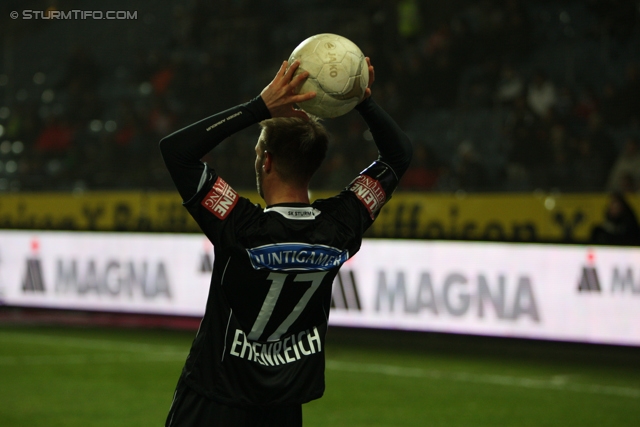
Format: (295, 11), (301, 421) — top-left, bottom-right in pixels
(160, 96), (412, 407)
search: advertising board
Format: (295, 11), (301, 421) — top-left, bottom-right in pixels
(1, 231), (638, 345)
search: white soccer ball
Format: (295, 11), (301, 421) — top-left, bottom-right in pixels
(288, 33), (369, 119)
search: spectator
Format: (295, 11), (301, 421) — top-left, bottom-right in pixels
(495, 63), (524, 106)
(599, 82), (627, 127)
(607, 137), (640, 192)
(585, 114), (617, 176)
(399, 144), (442, 191)
(572, 137), (607, 191)
(462, 59), (500, 108)
(452, 140), (487, 191)
(34, 116), (75, 154)
(573, 85), (599, 123)
(322, 152), (355, 190)
(547, 123), (572, 189)
(617, 172), (637, 193)
(591, 192), (640, 246)
(504, 95), (548, 188)
(60, 46), (104, 126)
(553, 85), (575, 122)
(588, 0), (639, 45)
(147, 98), (176, 137)
(617, 63), (640, 126)
(59, 45), (101, 93)
(397, 0), (423, 42)
(500, 0), (533, 62)
(527, 70), (557, 118)
(5, 0), (640, 195)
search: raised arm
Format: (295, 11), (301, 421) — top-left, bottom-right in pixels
(355, 58), (413, 180)
(159, 60), (315, 202)
(355, 97), (413, 179)
(159, 98), (271, 202)
(333, 59), (412, 223)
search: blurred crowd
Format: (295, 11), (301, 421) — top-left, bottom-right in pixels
(0, 0), (639, 194)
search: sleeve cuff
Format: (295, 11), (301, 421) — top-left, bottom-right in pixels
(245, 95), (272, 122)
(354, 96), (375, 113)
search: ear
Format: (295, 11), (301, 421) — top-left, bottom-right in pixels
(263, 151), (273, 173)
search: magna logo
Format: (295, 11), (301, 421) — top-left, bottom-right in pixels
(21, 238), (172, 299)
(55, 259), (172, 299)
(577, 250), (601, 292)
(22, 239), (46, 293)
(577, 250), (640, 295)
(331, 269), (361, 311)
(375, 270), (540, 321)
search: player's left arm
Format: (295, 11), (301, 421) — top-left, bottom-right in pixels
(356, 57), (413, 180)
(355, 98), (413, 179)
(344, 58), (412, 221)
(344, 97), (412, 222)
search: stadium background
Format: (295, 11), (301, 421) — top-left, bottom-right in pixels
(0, 0), (639, 242)
(1, 0), (639, 426)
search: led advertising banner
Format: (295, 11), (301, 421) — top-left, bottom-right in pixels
(0, 230), (213, 316)
(330, 240), (640, 346)
(1, 231), (638, 346)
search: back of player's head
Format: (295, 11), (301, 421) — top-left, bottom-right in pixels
(259, 116), (328, 184)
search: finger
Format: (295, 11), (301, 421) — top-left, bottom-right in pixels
(272, 90), (315, 109)
(363, 57), (374, 87)
(289, 69), (310, 88)
(286, 60), (301, 77)
(291, 92), (316, 104)
(282, 60), (299, 82)
(276, 60), (288, 79)
(289, 91), (316, 105)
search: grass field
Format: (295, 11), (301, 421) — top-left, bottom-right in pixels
(1, 324), (639, 427)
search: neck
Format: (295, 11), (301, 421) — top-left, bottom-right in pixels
(263, 186), (310, 206)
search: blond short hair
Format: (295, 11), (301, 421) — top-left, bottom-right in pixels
(259, 117), (329, 183)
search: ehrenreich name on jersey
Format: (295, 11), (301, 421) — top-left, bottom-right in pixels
(229, 327), (322, 366)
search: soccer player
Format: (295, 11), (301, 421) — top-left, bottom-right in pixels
(160, 58), (412, 426)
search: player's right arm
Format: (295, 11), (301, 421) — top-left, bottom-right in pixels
(159, 99), (270, 203)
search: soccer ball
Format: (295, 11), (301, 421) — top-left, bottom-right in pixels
(288, 33), (369, 119)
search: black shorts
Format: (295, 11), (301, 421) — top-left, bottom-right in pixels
(166, 382), (303, 427)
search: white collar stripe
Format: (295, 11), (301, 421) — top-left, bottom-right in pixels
(264, 206), (320, 220)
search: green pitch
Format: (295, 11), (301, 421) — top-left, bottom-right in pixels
(0, 325), (638, 427)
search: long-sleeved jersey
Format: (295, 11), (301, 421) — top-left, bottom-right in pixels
(160, 96), (412, 407)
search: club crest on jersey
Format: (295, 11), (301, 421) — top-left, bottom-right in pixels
(201, 177), (238, 220)
(348, 174), (386, 219)
(247, 243), (349, 272)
